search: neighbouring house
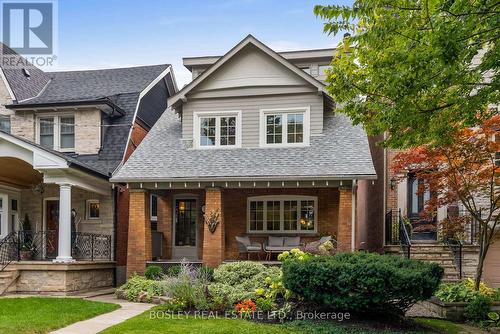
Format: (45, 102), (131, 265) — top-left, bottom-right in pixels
(0, 43), (177, 294)
(111, 35), (378, 276)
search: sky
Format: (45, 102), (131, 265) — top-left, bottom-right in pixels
(7, 0), (353, 87)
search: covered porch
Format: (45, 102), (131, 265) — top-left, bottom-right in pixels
(124, 178), (357, 275)
(0, 132), (115, 294)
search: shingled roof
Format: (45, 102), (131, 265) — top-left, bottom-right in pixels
(0, 43), (174, 177)
(111, 109), (376, 182)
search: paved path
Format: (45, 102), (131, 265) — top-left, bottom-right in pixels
(50, 294), (154, 334)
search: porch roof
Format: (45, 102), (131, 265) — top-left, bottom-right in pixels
(111, 110), (377, 183)
(0, 130), (108, 179)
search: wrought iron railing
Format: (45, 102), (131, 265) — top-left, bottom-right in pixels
(399, 209), (412, 259)
(72, 232), (112, 261)
(445, 238), (463, 279)
(0, 231), (112, 271)
(0, 232), (18, 271)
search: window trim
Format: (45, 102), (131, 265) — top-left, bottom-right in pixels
(35, 113), (75, 152)
(246, 195), (318, 234)
(259, 107), (310, 147)
(86, 199), (100, 220)
(193, 110), (242, 149)
(150, 194), (158, 221)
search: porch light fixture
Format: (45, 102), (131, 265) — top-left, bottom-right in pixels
(390, 177), (397, 190)
(71, 209), (77, 218)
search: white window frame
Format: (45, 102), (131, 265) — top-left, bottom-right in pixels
(150, 194), (158, 221)
(259, 107), (310, 147)
(86, 199), (100, 220)
(193, 110), (242, 149)
(246, 195), (318, 234)
(36, 113), (75, 152)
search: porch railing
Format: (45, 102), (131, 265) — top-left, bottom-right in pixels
(0, 232), (18, 271)
(0, 230), (112, 271)
(399, 209), (412, 259)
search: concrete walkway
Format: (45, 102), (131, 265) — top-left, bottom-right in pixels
(50, 294), (154, 334)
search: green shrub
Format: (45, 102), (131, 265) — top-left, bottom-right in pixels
(465, 295), (492, 322)
(435, 278), (499, 303)
(116, 275), (168, 302)
(167, 265), (182, 277)
(208, 261), (281, 307)
(256, 297), (275, 312)
(156, 298), (186, 312)
(200, 266), (215, 282)
(282, 252), (443, 314)
(145, 265), (164, 280)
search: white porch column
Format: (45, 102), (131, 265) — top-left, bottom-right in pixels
(54, 183), (74, 262)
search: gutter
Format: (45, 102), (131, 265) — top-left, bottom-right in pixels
(5, 97), (125, 116)
(110, 174), (378, 183)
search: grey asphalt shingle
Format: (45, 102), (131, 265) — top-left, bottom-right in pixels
(17, 64), (169, 105)
(112, 109), (376, 181)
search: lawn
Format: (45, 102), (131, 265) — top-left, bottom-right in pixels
(0, 297), (119, 334)
(100, 308), (451, 334)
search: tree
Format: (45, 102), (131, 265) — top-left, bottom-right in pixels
(391, 115), (500, 289)
(314, 0), (499, 148)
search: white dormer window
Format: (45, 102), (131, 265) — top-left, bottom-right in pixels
(193, 111), (242, 149)
(37, 115), (75, 152)
(259, 107), (310, 147)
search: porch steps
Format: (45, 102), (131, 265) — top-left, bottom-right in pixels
(384, 244), (465, 283)
(0, 265), (19, 295)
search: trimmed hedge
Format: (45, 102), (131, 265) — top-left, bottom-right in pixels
(282, 252), (443, 314)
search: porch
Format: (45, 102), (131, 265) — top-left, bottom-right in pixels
(0, 131), (115, 294)
(124, 179), (357, 275)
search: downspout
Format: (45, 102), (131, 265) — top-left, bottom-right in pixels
(352, 179), (357, 251)
(112, 185), (118, 287)
(382, 132), (388, 246)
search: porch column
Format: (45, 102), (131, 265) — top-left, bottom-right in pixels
(157, 194), (172, 259)
(54, 183), (74, 262)
(337, 187), (353, 252)
(202, 188), (224, 268)
(126, 189), (151, 277)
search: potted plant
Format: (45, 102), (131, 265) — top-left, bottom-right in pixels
(19, 214), (35, 260)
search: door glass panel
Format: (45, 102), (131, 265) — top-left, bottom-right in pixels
(175, 199), (196, 247)
(411, 178), (418, 214)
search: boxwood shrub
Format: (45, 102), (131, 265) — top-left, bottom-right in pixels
(282, 252), (443, 314)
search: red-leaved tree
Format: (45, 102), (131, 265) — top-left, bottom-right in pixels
(392, 115), (500, 289)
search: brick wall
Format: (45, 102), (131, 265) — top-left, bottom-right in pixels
(223, 188), (339, 260)
(202, 188), (224, 267)
(126, 190), (151, 277)
(116, 122), (149, 278)
(337, 187), (353, 252)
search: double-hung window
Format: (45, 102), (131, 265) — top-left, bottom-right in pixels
(194, 111), (241, 148)
(247, 196), (317, 233)
(260, 107), (310, 147)
(37, 115), (75, 151)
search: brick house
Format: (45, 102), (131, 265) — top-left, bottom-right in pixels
(0, 44), (177, 293)
(111, 35), (377, 275)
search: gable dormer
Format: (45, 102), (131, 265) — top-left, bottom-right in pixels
(168, 35), (333, 150)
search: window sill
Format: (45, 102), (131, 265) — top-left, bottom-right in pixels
(246, 231), (318, 235)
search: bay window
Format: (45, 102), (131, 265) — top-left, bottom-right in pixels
(260, 107), (310, 146)
(194, 111), (241, 148)
(37, 115), (75, 151)
(247, 196), (317, 233)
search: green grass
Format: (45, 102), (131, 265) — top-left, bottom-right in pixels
(0, 297), (119, 334)
(100, 308), (444, 334)
(413, 318), (468, 334)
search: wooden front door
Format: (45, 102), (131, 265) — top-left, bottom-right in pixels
(45, 200), (59, 258)
(407, 175), (437, 241)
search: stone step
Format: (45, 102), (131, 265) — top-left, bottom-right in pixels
(0, 272), (14, 279)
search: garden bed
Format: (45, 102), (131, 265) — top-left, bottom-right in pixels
(421, 297), (500, 322)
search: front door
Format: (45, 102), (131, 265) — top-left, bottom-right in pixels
(45, 200), (59, 258)
(407, 175), (437, 241)
(172, 198), (198, 260)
